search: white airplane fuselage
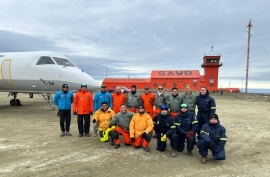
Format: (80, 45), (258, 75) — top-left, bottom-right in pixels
(0, 51), (99, 94)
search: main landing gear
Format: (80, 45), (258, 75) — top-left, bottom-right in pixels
(8, 92), (22, 106)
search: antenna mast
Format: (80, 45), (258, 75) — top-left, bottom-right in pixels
(245, 19), (252, 94)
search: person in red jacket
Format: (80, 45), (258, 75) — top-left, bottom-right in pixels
(141, 86), (155, 119)
(111, 86), (126, 114)
(72, 83), (94, 137)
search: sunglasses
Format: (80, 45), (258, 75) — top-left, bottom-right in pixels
(63, 87), (68, 88)
(158, 88), (163, 90)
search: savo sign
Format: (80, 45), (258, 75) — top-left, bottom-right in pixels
(158, 71), (193, 76)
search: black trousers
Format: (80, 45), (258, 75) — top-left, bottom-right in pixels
(156, 133), (179, 151)
(59, 109), (71, 132)
(77, 114), (90, 134)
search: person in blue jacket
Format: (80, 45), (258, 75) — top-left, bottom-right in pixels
(197, 86), (216, 135)
(54, 84), (74, 137)
(93, 84), (112, 136)
(175, 103), (199, 157)
(197, 113), (227, 164)
(153, 105), (177, 158)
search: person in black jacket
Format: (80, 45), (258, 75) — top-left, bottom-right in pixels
(197, 86), (216, 135)
(175, 103), (199, 157)
(153, 105), (177, 158)
(197, 114), (227, 164)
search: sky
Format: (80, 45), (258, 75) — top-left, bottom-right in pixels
(0, 0), (269, 89)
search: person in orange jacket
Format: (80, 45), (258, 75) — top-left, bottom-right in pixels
(92, 101), (115, 142)
(129, 105), (154, 152)
(111, 86), (126, 114)
(140, 86), (155, 119)
(72, 83), (94, 137)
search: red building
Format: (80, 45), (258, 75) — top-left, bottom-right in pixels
(103, 54), (222, 91)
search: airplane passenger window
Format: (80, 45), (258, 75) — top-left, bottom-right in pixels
(53, 57), (74, 67)
(36, 56), (55, 65)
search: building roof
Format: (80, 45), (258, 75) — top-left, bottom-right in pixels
(151, 70), (201, 79)
(103, 78), (148, 83)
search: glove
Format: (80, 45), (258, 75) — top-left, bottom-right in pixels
(209, 141), (217, 150)
(131, 137), (135, 142)
(92, 119), (96, 123)
(186, 131), (194, 139)
(73, 112), (77, 115)
(161, 134), (167, 142)
(90, 111), (93, 115)
(141, 132), (147, 139)
(189, 131), (194, 136)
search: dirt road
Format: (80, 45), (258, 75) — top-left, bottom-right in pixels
(0, 93), (269, 177)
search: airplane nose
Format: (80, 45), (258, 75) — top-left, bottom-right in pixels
(82, 72), (99, 90)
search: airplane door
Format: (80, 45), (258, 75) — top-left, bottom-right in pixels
(1, 59), (14, 86)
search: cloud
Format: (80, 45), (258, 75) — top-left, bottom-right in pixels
(0, 0), (270, 87)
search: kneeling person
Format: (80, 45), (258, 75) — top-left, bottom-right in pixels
(197, 114), (227, 164)
(175, 103), (199, 157)
(93, 102), (115, 142)
(129, 105), (154, 152)
(153, 105), (178, 158)
(110, 104), (134, 149)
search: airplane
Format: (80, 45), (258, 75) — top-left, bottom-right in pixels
(0, 51), (99, 108)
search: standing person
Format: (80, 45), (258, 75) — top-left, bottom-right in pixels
(141, 86), (155, 119)
(54, 84), (74, 137)
(92, 101), (115, 142)
(197, 86), (216, 135)
(93, 84), (112, 137)
(220, 89), (224, 96)
(111, 86), (126, 114)
(72, 83), (94, 137)
(110, 104), (134, 149)
(154, 85), (168, 118)
(129, 105), (154, 152)
(126, 85), (142, 113)
(175, 103), (199, 157)
(153, 105), (178, 158)
(182, 84), (198, 116)
(166, 87), (183, 119)
(197, 114), (227, 164)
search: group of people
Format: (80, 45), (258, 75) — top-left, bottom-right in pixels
(53, 83), (227, 164)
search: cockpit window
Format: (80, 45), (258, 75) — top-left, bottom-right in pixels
(53, 57), (74, 67)
(36, 56), (55, 65)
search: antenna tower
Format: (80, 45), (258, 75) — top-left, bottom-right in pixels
(245, 19), (252, 94)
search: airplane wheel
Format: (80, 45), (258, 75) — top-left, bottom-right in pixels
(16, 99), (22, 106)
(10, 99), (16, 106)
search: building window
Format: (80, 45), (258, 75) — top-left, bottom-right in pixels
(193, 83), (197, 87)
(162, 83), (166, 87)
(210, 83), (213, 87)
(154, 83), (157, 87)
(193, 79), (197, 82)
(210, 75), (214, 79)
(173, 83), (177, 88)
